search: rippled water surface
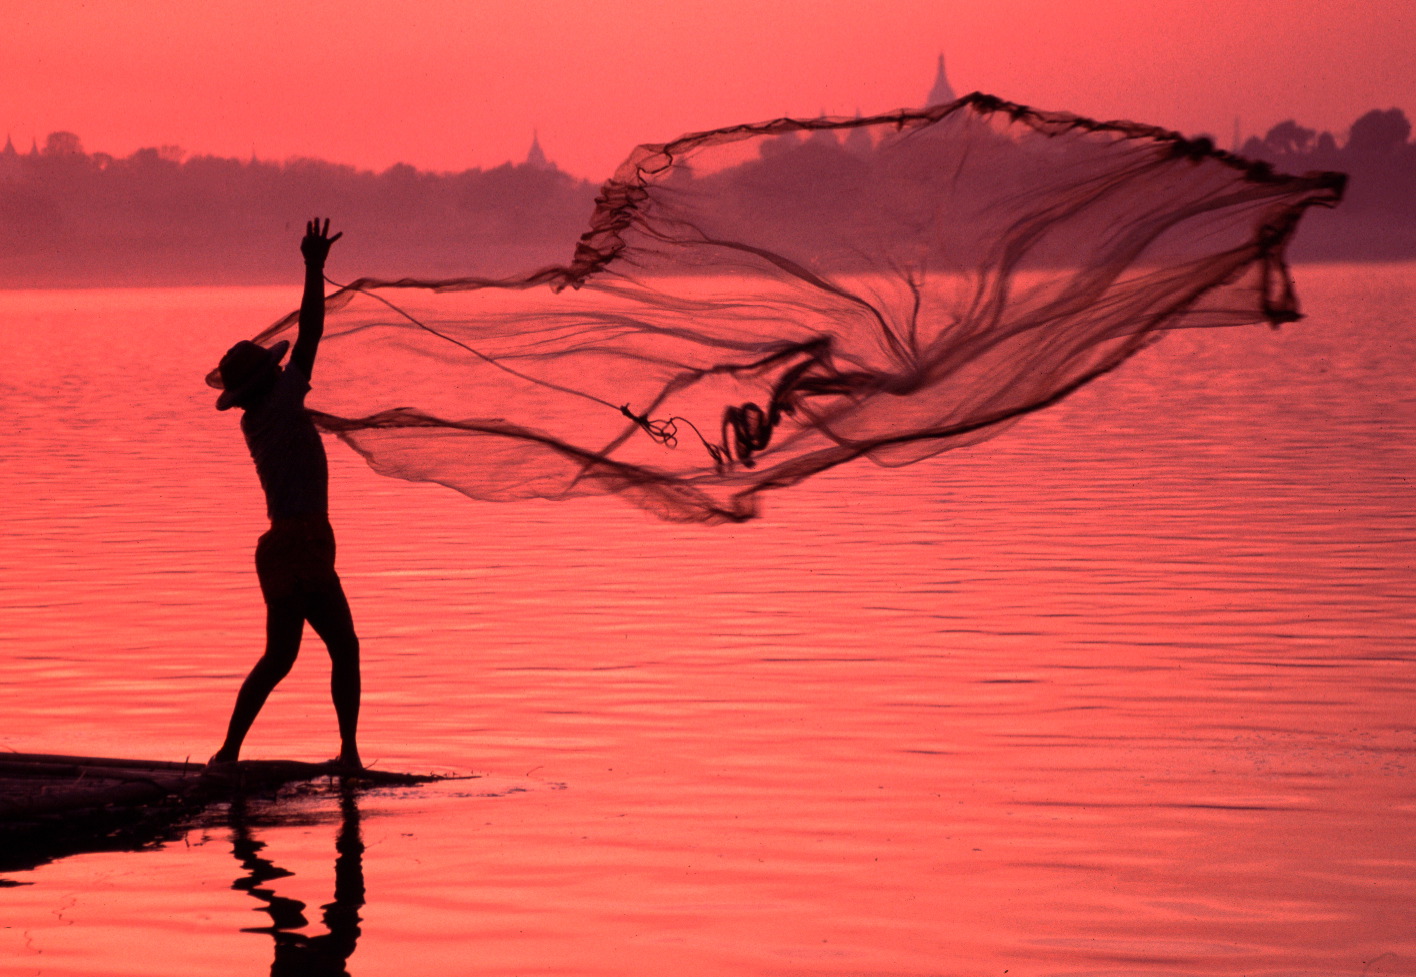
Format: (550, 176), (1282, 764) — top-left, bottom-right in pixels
(1, 265), (1413, 976)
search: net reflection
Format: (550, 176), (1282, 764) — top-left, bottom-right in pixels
(228, 787), (364, 976)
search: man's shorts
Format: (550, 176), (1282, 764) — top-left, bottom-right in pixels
(255, 516), (340, 603)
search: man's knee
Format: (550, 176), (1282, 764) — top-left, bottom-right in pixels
(327, 633), (360, 665)
(254, 648), (298, 682)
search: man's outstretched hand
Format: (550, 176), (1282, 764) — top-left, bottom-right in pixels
(301, 217), (342, 267)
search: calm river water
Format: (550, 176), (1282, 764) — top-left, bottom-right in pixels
(1, 264), (1413, 976)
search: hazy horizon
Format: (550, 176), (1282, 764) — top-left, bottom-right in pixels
(3, 0), (1413, 181)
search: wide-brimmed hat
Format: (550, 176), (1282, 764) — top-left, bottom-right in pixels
(215, 340), (290, 410)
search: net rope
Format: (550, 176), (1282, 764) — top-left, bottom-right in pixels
(210, 93), (1345, 522)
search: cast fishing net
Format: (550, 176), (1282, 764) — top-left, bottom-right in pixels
(210, 94), (1345, 522)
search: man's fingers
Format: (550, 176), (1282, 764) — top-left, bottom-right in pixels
(301, 217), (337, 243)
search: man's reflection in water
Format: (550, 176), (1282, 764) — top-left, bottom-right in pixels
(228, 786), (365, 976)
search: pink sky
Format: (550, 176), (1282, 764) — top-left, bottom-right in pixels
(2, 0), (1412, 179)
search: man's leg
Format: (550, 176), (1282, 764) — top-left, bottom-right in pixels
(212, 598), (304, 763)
(306, 577), (361, 767)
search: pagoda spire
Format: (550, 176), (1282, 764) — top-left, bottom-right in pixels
(525, 130), (550, 170)
(927, 52), (957, 106)
(0, 133), (18, 179)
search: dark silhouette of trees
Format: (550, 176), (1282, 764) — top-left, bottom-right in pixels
(1239, 107), (1414, 261)
(42, 131), (84, 157)
(0, 103), (1412, 286)
(1348, 108), (1412, 155)
(1262, 120), (1316, 155)
(0, 133), (599, 286)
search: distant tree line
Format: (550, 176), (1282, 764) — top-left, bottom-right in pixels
(0, 105), (1410, 288)
(0, 133), (599, 287)
(1238, 107), (1416, 260)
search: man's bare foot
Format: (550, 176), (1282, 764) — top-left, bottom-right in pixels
(333, 750), (363, 771)
(202, 752), (242, 784)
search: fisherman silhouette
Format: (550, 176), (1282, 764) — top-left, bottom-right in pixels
(210, 219), (361, 769)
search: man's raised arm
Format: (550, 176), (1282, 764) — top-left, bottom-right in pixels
(290, 217), (342, 380)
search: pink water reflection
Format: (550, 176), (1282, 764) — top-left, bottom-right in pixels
(1, 267), (1414, 975)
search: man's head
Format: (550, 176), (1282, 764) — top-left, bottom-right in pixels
(215, 340), (289, 410)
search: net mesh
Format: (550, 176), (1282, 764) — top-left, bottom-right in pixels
(211, 94), (1345, 522)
